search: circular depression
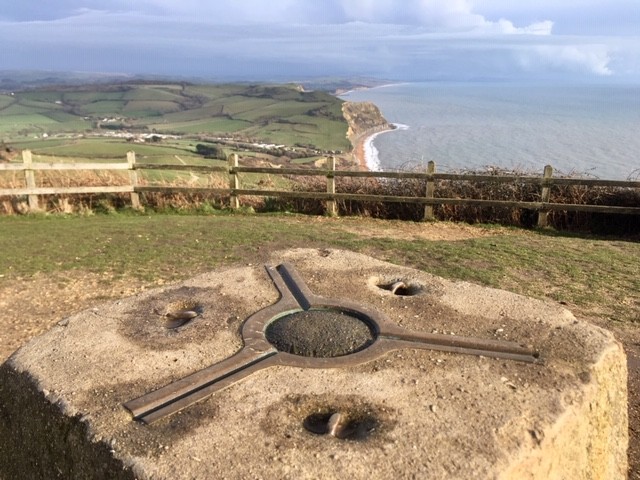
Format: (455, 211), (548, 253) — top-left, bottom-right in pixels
(265, 309), (376, 358)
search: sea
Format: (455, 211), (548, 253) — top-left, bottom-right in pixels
(340, 83), (640, 180)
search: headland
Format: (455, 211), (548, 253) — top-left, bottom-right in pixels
(342, 101), (395, 170)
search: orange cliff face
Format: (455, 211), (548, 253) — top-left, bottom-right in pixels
(342, 101), (392, 144)
(342, 101), (394, 169)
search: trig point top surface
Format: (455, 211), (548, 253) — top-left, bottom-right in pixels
(1, 249), (627, 479)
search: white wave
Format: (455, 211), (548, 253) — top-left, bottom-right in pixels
(363, 125), (409, 171)
(363, 133), (382, 171)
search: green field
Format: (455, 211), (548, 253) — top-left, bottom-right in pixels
(0, 83), (352, 153)
(155, 118), (251, 134)
(21, 138), (193, 157)
(0, 214), (637, 327)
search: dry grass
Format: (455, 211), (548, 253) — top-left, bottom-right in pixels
(279, 167), (640, 235)
(1, 165), (638, 235)
(0, 169), (233, 214)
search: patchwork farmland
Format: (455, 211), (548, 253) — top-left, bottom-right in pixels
(0, 83), (352, 165)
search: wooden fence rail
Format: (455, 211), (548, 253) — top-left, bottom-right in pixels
(1, 150), (639, 226)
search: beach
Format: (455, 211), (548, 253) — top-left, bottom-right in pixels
(354, 134), (368, 169)
(353, 126), (397, 171)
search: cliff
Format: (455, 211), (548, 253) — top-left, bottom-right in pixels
(342, 101), (393, 147)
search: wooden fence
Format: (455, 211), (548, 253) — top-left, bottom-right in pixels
(1, 150), (639, 226)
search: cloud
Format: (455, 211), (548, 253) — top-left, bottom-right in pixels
(473, 0), (640, 35)
(338, 0), (483, 28)
(516, 44), (613, 76)
(482, 19), (553, 36)
(2, 0), (551, 33)
(0, 0), (633, 81)
(142, 0), (554, 37)
(0, 1), (136, 22)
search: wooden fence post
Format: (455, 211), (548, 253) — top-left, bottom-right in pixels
(326, 156), (337, 216)
(537, 165), (553, 227)
(228, 153), (240, 209)
(423, 161), (436, 221)
(127, 151), (141, 209)
(22, 150), (40, 211)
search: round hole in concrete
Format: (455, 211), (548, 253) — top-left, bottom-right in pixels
(163, 300), (203, 329)
(303, 411), (378, 440)
(376, 278), (424, 296)
(265, 309), (376, 358)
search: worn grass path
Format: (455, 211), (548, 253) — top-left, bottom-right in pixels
(0, 212), (638, 477)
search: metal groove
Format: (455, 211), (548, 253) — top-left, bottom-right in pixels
(124, 262), (541, 424)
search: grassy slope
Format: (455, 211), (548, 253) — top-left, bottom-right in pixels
(0, 83), (351, 153)
(0, 214), (637, 325)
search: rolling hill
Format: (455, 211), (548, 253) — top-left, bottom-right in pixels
(0, 83), (352, 153)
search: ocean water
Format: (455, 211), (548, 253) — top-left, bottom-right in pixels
(340, 83), (640, 180)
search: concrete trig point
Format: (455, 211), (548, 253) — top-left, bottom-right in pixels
(125, 262), (540, 424)
(0, 249), (628, 479)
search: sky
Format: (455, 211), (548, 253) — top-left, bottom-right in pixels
(1, 0), (639, 82)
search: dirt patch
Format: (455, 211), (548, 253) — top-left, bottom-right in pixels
(0, 272), (154, 360)
(265, 310), (375, 357)
(335, 218), (512, 242)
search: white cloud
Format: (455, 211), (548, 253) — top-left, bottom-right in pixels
(338, 0), (481, 28)
(481, 19), (553, 35)
(516, 44), (613, 76)
(473, 0), (640, 36)
(148, 0), (553, 35)
(0, 0), (634, 81)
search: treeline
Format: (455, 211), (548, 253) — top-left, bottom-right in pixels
(194, 141), (333, 160)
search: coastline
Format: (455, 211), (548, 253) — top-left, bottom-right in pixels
(341, 98), (400, 171)
(353, 125), (397, 171)
(338, 82), (408, 97)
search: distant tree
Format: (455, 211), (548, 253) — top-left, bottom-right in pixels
(100, 124), (126, 131)
(195, 143), (225, 160)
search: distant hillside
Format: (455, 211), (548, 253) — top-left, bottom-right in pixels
(0, 83), (352, 152)
(0, 70), (135, 92)
(297, 77), (397, 95)
(0, 71), (395, 95)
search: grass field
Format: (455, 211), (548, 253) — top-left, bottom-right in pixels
(155, 118), (252, 134)
(22, 139), (195, 157)
(0, 213), (636, 325)
(0, 96), (16, 109)
(0, 83), (352, 152)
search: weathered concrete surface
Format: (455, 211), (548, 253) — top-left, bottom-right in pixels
(0, 249), (628, 479)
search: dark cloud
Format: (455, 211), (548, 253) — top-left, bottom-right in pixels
(0, 1), (636, 81)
